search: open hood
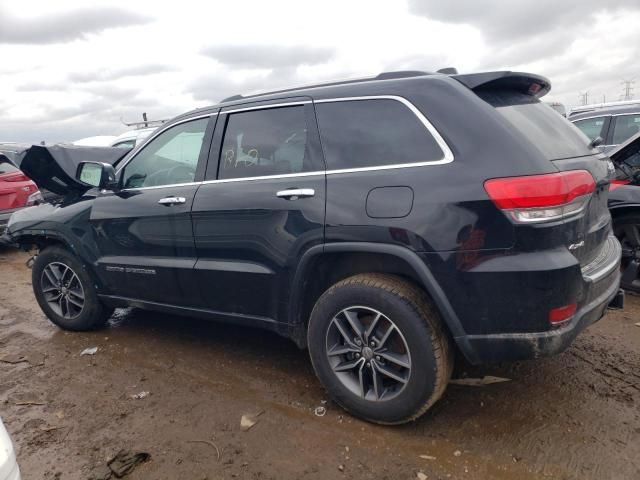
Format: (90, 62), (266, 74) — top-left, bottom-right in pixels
(0, 143), (31, 169)
(609, 131), (640, 165)
(19, 144), (130, 195)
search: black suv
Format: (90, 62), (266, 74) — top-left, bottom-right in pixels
(4, 70), (623, 424)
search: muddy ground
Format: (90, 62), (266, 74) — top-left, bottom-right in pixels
(0, 247), (638, 480)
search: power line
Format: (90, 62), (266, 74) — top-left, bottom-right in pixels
(620, 79), (635, 101)
(579, 91), (589, 105)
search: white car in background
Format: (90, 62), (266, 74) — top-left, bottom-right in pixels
(71, 135), (118, 147)
(109, 127), (156, 148)
(0, 418), (20, 480)
(72, 127), (156, 149)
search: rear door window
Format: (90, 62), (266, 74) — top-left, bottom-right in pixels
(573, 116), (607, 141)
(314, 99), (445, 170)
(612, 114), (640, 145)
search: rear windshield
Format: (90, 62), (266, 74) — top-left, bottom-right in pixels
(479, 91), (596, 160)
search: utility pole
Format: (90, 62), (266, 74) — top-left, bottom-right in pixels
(579, 91), (589, 105)
(620, 79), (635, 101)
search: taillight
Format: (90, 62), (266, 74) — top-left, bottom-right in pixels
(0, 172), (29, 182)
(484, 170), (595, 223)
(609, 179), (630, 191)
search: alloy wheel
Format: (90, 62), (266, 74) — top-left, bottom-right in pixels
(40, 262), (85, 319)
(325, 306), (412, 402)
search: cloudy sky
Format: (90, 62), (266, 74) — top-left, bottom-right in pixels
(1, 0), (639, 143)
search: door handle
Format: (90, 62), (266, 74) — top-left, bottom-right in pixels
(276, 188), (315, 200)
(158, 196), (186, 206)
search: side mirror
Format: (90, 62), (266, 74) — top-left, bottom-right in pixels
(76, 162), (118, 190)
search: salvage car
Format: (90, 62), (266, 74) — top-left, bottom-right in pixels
(570, 103), (640, 153)
(606, 132), (640, 291)
(0, 154), (42, 236)
(2, 70), (624, 424)
(0, 144), (130, 206)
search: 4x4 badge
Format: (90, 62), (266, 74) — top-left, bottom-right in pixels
(568, 240), (585, 250)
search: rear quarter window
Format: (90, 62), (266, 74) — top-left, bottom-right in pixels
(314, 99), (445, 170)
(479, 91), (596, 160)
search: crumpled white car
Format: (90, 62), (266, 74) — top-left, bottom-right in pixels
(0, 418), (20, 480)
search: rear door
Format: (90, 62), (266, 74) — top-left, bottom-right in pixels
(191, 99), (326, 322)
(90, 115), (216, 305)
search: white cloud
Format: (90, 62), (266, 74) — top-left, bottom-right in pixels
(0, 0), (638, 143)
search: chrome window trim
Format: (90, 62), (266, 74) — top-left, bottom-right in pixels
(118, 95), (455, 191)
(117, 181), (202, 193)
(571, 112), (640, 123)
(115, 113), (217, 175)
(222, 100), (311, 115)
(202, 171), (324, 185)
(570, 115), (610, 123)
(314, 95), (454, 166)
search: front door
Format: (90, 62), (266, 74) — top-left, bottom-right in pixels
(90, 115), (216, 306)
(191, 100), (326, 322)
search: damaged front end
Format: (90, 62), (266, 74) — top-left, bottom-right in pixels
(0, 144), (130, 248)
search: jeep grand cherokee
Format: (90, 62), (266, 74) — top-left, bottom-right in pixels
(3, 70), (623, 424)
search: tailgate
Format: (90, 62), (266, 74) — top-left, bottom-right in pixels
(551, 154), (613, 265)
(456, 71), (613, 267)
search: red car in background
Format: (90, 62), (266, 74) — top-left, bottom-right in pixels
(0, 158), (42, 236)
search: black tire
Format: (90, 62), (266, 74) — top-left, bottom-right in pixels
(32, 246), (113, 330)
(613, 212), (640, 292)
(307, 273), (453, 425)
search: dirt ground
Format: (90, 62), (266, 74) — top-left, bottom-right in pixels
(0, 247), (638, 480)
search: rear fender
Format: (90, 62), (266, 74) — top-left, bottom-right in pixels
(290, 242), (472, 356)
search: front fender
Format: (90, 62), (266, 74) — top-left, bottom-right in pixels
(6, 198), (106, 289)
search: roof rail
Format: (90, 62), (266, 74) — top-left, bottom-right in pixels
(568, 99), (640, 116)
(217, 70), (432, 104)
(374, 70), (430, 80)
(221, 94), (244, 102)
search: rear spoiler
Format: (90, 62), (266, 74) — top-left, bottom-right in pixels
(451, 71), (551, 99)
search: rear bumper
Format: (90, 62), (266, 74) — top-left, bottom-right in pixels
(438, 235), (623, 364)
(457, 269), (621, 364)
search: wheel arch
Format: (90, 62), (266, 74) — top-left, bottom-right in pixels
(288, 242), (467, 351)
(13, 229), (105, 291)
